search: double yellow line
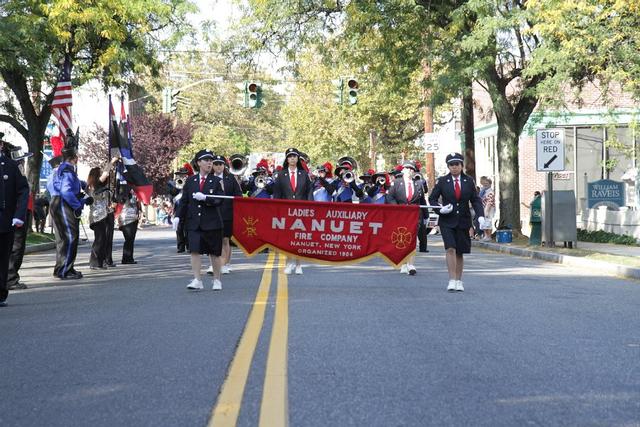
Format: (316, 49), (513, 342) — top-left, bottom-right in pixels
(208, 252), (289, 427)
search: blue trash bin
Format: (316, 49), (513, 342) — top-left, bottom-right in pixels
(495, 229), (512, 243)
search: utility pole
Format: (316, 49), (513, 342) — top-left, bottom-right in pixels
(423, 63), (436, 192)
(369, 129), (377, 170)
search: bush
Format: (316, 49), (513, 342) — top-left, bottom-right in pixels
(577, 229), (639, 246)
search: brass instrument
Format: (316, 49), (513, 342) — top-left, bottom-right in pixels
(342, 171), (355, 183)
(337, 156), (358, 171)
(229, 153), (248, 176)
(255, 175), (268, 189)
(413, 173), (424, 182)
(175, 176), (186, 189)
(376, 176), (387, 186)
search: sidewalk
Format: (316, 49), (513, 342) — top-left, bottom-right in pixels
(473, 239), (640, 281)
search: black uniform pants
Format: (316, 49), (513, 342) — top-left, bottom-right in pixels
(0, 230), (15, 302)
(105, 212), (115, 265)
(51, 196), (80, 278)
(7, 211), (30, 286)
(89, 217), (108, 268)
(176, 219), (188, 251)
(119, 221), (138, 262)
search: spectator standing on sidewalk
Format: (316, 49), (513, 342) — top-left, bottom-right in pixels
(0, 134), (29, 307)
(479, 176), (496, 241)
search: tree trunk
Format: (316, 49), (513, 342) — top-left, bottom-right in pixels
(493, 109), (522, 234)
(461, 85), (476, 181)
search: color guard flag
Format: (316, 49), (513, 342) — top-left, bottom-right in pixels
(51, 56), (73, 137)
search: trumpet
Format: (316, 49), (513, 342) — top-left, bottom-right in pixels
(413, 173), (424, 182)
(175, 176), (186, 189)
(229, 153), (248, 176)
(342, 171), (355, 183)
(376, 176), (387, 186)
(255, 175), (268, 189)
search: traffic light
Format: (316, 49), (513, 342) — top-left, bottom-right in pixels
(245, 81), (262, 108)
(332, 79), (344, 105)
(346, 78), (358, 105)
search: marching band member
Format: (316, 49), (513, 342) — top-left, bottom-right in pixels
(117, 187), (141, 265)
(358, 169), (375, 203)
(174, 149), (225, 291)
(272, 147), (313, 275)
(386, 160), (427, 276)
(332, 161), (364, 203)
(413, 161), (431, 253)
(244, 159), (273, 199)
(87, 158), (119, 270)
(370, 172), (390, 204)
(428, 152), (484, 292)
(170, 163), (193, 253)
(311, 162), (336, 202)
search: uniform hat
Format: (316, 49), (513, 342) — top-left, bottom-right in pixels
(212, 154), (227, 165)
(359, 168), (375, 180)
(284, 147), (300, 157)
(195, 149), (215, 161)
(334, 162), (353, 176)
(446, 152), (464, 164)
(402, 160), (417, 171)
(10, 146), (34, 161)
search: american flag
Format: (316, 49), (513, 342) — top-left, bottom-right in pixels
(51, 56), (72, 136)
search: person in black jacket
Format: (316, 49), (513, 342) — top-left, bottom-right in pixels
(210, 155), (242, 275)
(174, 149), (225, 291)
(0, 134), (29, 307)
(386, 160), (428, 276)
(428, 153), (484, 292)
(272, 147), (313, 275)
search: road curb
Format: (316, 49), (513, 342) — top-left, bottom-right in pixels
(473, 240), (640, 280)
(25, 242), (56, 254)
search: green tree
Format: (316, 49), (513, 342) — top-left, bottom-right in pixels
(0, 0), (195, 191)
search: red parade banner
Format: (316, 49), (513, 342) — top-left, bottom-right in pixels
(232, 198), (420, 266)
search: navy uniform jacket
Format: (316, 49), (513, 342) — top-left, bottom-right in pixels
(428, 173), (484, 229)
(386, 176), (428, 220)
(176, 173), (225, 231)
(0, 153), (29, 233)
(272, 168), (313, 200)
(215, 172), (243, 222)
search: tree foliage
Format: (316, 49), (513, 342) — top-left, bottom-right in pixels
(0, 0), (196, 191)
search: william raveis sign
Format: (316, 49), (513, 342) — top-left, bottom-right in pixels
(587, 179), (625, 209)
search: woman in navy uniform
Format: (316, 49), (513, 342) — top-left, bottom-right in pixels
(386, 160), (427, 276)
(174, 149), (225, 291)
(272, 147), (313, 274)
(428, 152), (484, 292)
(0, 135), (29, 307)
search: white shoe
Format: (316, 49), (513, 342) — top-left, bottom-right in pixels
(400, 264), (409, 274)
(221, 265), (231, 274)
(212, 279), (222, 291)
(284, 264), (294, 275)
(187, 278), (204, 290)
(206, 265), (213, 275)
(295, 265), (303, 275)
(447, 280), (457, 292)
(407, 264), (417, 276)
(456, 280), (464, 292)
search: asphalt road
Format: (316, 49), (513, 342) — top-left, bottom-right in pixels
(1, 227), (639, 427)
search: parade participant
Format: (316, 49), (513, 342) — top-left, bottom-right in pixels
(33, 193), (49, 233)
(311, 162), (335, 202)
(0, 135), (29, 306)
(211, 154), (242, 275)
(429, 152), (484, 292)
(48, 143), (93, 280)
(332, 162), (364, 203)
(170, 163), (193, 253)
(6, 145), (33, 290)
(360, 169), (379, 203)
(413, 162), (431, 253)
(174, 149), (225, 291)
(386, 160), (427, 276)
(272, 147), (313, 274)
(86, 158), (118, 270)
(118, 187), (141, 264)
(244, 160), (274, 198)
(370, 171), (390, 204)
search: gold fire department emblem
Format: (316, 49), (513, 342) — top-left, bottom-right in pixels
(243, 216), (258, 237)
(391, 226), (412, 249)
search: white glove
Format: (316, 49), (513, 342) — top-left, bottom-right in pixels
(477, 216), (486, 228)
(193, 192), (207, 201)
(172, 217), (180, 231)
(439, 203), (453, 215)
(12, 218), (24, 227)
